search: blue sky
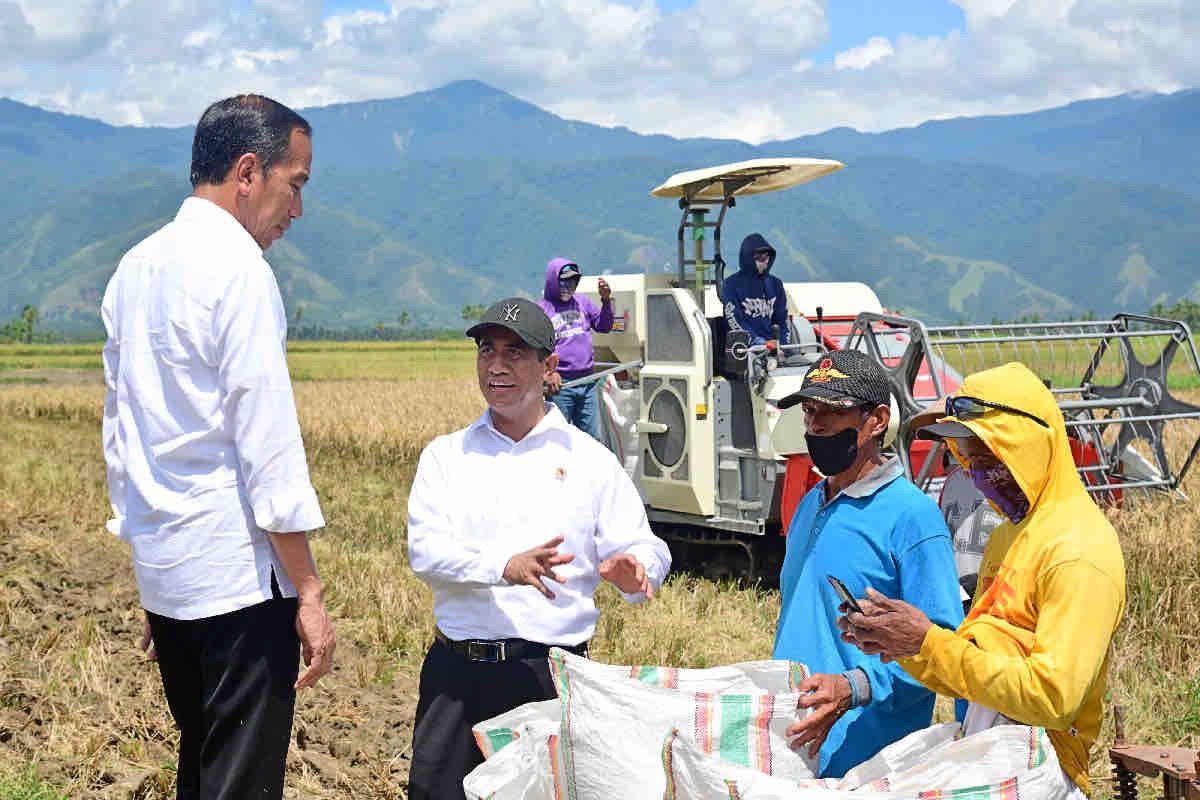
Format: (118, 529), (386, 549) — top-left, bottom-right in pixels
(320, 0), (967, 66)
(811, 0), (964, 62)
(4, 1), (1196, 141)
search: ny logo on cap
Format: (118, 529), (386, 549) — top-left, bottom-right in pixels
(502, 304), (520, 322)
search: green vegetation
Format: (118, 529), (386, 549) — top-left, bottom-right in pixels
(1149, 298), (1200, 331)
(0, 341), (479, 381)
(286, 340), (476, 381)
(460, 304), (488, 322)
(4, 86), (1200, 333)
(0, 306), (43, 344)
(0, 766), (65, 800)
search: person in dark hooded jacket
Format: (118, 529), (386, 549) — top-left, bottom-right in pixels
(536, 257), (613, 438)
(722, 233), (791, 346)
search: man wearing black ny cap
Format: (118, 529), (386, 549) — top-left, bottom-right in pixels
(771, 350), (963, 778)
(405, 297), (671, 799)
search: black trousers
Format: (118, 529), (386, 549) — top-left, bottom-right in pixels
(407, 639), (582, 800)
(146, 589), (300, 800)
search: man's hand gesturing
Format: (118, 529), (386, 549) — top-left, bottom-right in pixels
(599, 553), (652, 598)
(504, 536), (576, 599)
(597, 277), (612, 302)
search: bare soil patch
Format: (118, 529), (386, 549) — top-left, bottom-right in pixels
(0, 504), (418, 799)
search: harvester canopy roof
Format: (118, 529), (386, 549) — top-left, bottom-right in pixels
(650, 157), (844, 201)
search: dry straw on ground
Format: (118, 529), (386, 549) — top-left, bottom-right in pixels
(1, 346), (1197, 799)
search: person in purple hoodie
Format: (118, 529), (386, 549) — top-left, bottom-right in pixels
(537, 257), (614, 438)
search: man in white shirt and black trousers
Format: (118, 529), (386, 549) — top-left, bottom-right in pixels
(406, 297), (672, 798)
(101, 95), (335, 799)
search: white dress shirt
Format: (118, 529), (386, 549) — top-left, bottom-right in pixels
(407, 404), (671, 645)
(101, 197), (324, 621)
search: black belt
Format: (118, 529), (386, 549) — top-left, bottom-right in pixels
(434, 629), (588, 663)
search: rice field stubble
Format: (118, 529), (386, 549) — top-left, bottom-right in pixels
(0, 341), (1197, 798)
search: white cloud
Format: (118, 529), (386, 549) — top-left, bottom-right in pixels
(0, 2), (32, 52)
(834, 36), (894, 70)
(182, 26), (222, 49)
(1, 0), (1198, 142)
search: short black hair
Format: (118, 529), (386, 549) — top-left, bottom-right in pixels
(189, 95), (311, 188)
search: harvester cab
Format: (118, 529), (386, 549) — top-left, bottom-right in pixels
(572, 158), (867, 574)
(570, 158), (1200, 581)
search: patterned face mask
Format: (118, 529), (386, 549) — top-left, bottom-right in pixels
(968, 462), (1030, 524)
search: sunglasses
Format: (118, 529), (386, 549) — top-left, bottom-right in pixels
(946, 395), (1049, 429)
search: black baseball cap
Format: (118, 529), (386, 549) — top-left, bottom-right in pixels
(778, 349), (891, 410)
(465, 297), (556, 352)
(559, 262), (581, 280)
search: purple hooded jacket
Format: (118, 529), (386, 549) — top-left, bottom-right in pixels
(536, 257), (614, 378)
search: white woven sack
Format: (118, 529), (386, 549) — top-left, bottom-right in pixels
(851, 725), (1067, 797)
(838, 722), (961, 788)
(472, 699), (559, 759)
(472, 658), (807, 760)
(662, 722), (1071, 800)
(548, 648), (818, 800)
(661, 727), (866, 800)
(463, 730), (556, 800)
(597, 657), (811, 695)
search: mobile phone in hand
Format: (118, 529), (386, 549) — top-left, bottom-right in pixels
(826, 575), (864, 614)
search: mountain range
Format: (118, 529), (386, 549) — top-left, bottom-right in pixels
(1, 80), (1198, 333)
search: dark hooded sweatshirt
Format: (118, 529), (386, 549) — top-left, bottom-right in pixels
(536, 257), (614, 378)
(722, 233), (790, 345)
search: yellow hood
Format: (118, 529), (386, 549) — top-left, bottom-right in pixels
(941, 362), (1085, 514)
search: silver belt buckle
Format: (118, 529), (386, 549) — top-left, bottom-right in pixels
(466, 639), (505, 662)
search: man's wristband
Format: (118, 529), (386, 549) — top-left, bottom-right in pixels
(842, 669), (871, 708)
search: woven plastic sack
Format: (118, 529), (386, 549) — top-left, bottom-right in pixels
(472, 699), (559, 759)
(601, 657), (810, 695)
(463, 730), (556, 800)
(847, 724), (1064, 795)
(662, 727), (849, 800)
(662, 722), (1071, 800)
(837, 722), (961, 788)
(548, 647), (818, 800)
(472, 657), (811, 759)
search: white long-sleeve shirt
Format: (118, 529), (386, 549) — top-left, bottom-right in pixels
(407, 405), (671, 645)
(101, 196), (324, 621)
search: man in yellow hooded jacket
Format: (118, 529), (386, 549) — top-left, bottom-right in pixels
(838, 362), (1125, 796)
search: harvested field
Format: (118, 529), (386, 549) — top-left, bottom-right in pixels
(1, 342), (1197, 798)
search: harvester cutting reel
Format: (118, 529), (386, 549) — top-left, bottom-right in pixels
(846, 312), (1200, 505)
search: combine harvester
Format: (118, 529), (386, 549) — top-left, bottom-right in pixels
(569, 158), (1200, 581)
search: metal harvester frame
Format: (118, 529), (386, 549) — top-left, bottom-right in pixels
(845, 312), (1200, 503)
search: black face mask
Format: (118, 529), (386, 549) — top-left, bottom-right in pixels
(805, 426), (860, 476)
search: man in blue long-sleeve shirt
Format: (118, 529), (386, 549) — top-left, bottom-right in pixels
(774, 350), (963, 777)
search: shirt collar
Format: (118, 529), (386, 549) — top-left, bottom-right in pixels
(822, 455), (903, 506)
(176, 196), (263, 254)
(467, 402), (570, 445)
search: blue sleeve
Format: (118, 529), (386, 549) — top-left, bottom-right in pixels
(771, 277), (790, 344)
(862, 503), (964, 714)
